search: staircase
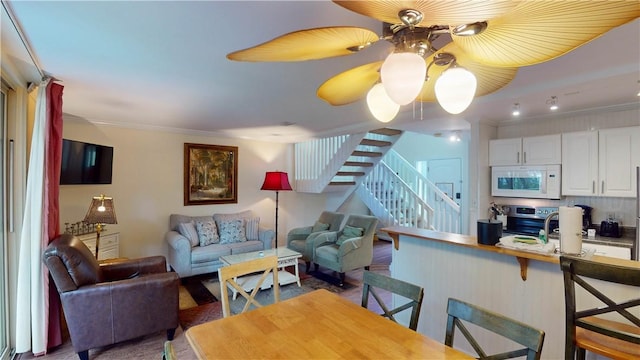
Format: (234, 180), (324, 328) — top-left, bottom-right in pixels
(327, 128), (401, 189)
(294, 128), (460, 233)
(360, 150), (461, 233)
(294, 128), (401, 194)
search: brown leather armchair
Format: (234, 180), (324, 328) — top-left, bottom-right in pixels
(43, 234), (179, 360)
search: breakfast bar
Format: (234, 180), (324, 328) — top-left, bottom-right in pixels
(382, 226), (639, 359)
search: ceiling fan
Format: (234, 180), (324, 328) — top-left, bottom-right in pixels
(228, 1), (639, 121)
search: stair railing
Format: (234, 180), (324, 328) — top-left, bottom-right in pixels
(358, 162), (433, 229)
(294, 133), (366, 193)
(381, 150), (461, 233)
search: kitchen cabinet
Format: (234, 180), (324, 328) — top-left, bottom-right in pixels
(562, 126), (640, 197)
(489, 134), (561, 166)
(77, 232), (120, 260)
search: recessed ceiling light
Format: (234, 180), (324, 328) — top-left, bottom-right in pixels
(511, 103), (520, 116)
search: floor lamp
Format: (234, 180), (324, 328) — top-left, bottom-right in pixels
(83, 194), (118, 258)
(260, 171), (292, 250)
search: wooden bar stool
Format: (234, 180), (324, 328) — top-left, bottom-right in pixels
(560, 256), (640, 360)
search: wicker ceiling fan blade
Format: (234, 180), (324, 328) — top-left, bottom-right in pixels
(416, 43), (517, 102)
(227, 26), (379, 62)
(452, 1), (640, 67)
(333, 1), (517, 27)
(317, 62), (383, 106)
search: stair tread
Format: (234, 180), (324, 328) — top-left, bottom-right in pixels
(329, 181), (357, 186)
(360, 139), (392, 147)
(344, 161), (373, 167)
(369, 128), (402, 136)
(336, 171), (365, 176)
(352, 150), (382, 157)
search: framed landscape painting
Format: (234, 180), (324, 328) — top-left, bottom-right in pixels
(184, 143), (238, 205)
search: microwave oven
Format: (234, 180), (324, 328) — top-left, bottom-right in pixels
(491, 165), (561, 199)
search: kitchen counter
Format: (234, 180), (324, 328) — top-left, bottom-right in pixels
(504, 228), (635, 248)
(382, 226), (639, 359)
(383, 227), (638, 275)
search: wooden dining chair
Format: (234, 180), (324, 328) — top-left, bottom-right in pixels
(560, 256), (640, 360)
(218, 255), (280, 318)
(445, 298), (545, 360)
(361, 270), (424, 331)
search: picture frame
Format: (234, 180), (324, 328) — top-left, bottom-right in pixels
(184, 143), (238, 205)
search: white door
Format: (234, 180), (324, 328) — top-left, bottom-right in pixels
(426, 158), (462, 205)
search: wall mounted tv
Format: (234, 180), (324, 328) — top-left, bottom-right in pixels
(60, 139), (114, 185)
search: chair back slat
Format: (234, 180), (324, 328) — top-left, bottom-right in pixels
(218, 255), (279, 318)
(560, 256), (640, 359)
(445, 298), (545, 360)
(361, 271), (424, 331)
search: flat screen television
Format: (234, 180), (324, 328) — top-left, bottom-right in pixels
(60, 139), (114, 185)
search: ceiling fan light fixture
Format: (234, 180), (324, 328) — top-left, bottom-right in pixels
(381, 52), (426, 106)
(435, 66), (477, 114)
(366, 83), (400, 123)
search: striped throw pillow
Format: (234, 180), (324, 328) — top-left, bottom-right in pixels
(245, 217), (260, 240)
(178, 221), (199, 247)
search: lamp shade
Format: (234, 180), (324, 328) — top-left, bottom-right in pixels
(380, 52), (426, 106)
(366, 83), (400, 123)
(434, 66), (477, 114)
(83, 194), (117, 225)
(260, 171), (292, 191)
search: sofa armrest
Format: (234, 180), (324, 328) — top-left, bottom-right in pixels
(258, 226), (275, 249)
(100, 256), (167, 281)
(338, 236), (363, 256)
(287, 226), (313, 244)
(165, 230), (192, 277)
(312, 231), (338, 248)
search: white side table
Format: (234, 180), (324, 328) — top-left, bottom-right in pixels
(220, 247), (302, 300)
(76, 232), (120, 260)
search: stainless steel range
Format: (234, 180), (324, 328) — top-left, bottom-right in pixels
(498, 205), (559, 236)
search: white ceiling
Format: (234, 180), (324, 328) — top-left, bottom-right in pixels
(3, 1), (639, 143)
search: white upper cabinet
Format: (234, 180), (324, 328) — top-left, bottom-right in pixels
(599, 127), (639, 197)
(489, 134), (561, 166)
(562, 126), (639, 197)
(561, 131), (598, 196)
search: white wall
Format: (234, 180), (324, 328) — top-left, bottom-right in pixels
(61, 117), (329, 259)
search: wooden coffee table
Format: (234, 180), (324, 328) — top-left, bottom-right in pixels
(219, 247), (302, 299)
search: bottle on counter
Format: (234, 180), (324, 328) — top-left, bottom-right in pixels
(538, 229), (546, 242)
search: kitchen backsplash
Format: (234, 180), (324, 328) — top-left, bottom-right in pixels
(493, 196), (636, 228)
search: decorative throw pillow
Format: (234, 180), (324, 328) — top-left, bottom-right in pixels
(312, 221), (330, 232)
(217, 219), (247, 244)
(195, 220), (220, 247)
(177, 221), (199, 247)
(336, 225), (364, 246)
(245, 217), (260, 241)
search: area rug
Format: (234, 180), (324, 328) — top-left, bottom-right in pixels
(179, 302), (223, 330)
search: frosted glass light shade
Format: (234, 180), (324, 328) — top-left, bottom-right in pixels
(366, 83), (400, 123)
(380, 52), (426, 105)
(435, 67), (477, 114)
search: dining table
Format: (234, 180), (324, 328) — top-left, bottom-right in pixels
(185, 288), (473, 359)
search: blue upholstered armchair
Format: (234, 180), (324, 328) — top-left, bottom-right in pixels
(312, 214), (378, 286)
(286, 211), (344, 272)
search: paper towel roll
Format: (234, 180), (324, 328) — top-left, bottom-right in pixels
(559, 206), (583, 255)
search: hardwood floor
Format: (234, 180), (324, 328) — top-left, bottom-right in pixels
(17, 240), (393, 360)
